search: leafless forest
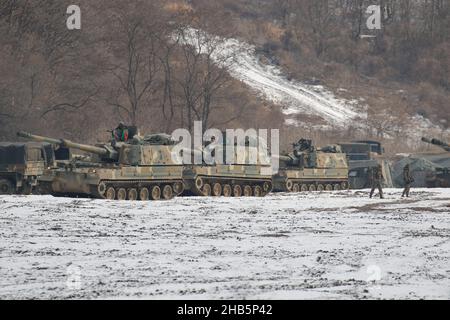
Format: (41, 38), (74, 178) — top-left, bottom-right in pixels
(0, 0), (449, 153)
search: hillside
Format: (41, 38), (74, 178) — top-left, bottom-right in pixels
(188, 0), (450, 151)
(1, 0), (449, 153)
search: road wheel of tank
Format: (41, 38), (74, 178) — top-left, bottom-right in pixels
(173, 182), (184, 195)
(309, 185), (316, 192)
(233, 185), (242, 197)
(263, 181), (271, 193)
(325, 184), (333, 191)
(139, 188), (149, 201)
(106, 187), (116, 200)
(243, 185), (252, 197)
(162, 185), (174, 200)
(253, 185), (263, 197)
(333, 184), (340, 191)
(317, 184), (324, 192)
(223, 184), (232, 197)
(301, 184), (308, 192)
(195, 177), (204, 190)
(212, 183), (222, 197)
(202, 183), (211, 196)
(128, 188), (138, 201)
(151, 186), (161, 200)
(0, 179), (14, 195)
(341, 181), (348, 190)
(117, 188), (127, 200)
(292, 184), (300, 193)
(97, 182), (107, 198)
(285, 180), (293, 192)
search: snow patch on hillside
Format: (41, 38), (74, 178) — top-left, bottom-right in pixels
(179, 28), (363, 127)
(178, 29), (450, 141)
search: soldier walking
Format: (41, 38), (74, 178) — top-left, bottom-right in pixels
(401, 164), (413, 198)
(369, 164), (384, 199)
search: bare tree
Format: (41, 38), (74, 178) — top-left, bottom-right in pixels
(174, 27), (237, 132)
(104, 7), (165, 126)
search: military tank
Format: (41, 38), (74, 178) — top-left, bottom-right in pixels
(17, 131), (184, 200)
(420, 137), (450, 188)
(182, 133), (273, 197)
(273, 139), (349, 192)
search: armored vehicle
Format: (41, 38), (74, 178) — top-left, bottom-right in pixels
(182, 133), (273, 197)
(17, 131), (184, 200)
(273, 139), (349, 192)
(421, 137), (450, 188)
(338, 141), (393, 189)
(0, 142), (55, 194)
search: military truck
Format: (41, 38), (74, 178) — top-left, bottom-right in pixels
(338, 141), (393, 189)
(0, 142), (55, 194)
(17, 131), (184, 200)
(273, 139), (349, 192)
(182, 133), (273, 197)
(421, 137), (450, 188)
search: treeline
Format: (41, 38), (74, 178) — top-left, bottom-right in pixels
(204, 0), (450, 134)
(0, 0), (283, 142)
(0, 0), (449, 150)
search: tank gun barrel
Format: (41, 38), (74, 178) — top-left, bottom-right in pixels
(17, 131), (114, 158)
(421, 137), (450, 152)
(17, 131), (62, 145)
(273, 154), (295, 166)
(421, 137), (432, 144)
(278, 155), (294, 163)
(431, 138), (450, 149)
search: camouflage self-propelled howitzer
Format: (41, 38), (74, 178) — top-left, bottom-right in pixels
(17, 131), (184, 200)
(182, 134), (273, 197)
(273, 138), (349, 192)
(421, 137), (450, 188)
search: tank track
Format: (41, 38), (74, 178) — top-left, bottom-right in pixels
(273, 179), (349, 193)
(95, 179), (185, 200)
(187, 176), (273, 197)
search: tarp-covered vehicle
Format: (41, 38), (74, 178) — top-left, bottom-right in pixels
(339, 141), (393, 189)
(392, 137), (450, 188)
(0, 142), (54, 194)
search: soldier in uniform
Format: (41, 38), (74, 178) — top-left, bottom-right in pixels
(369, 164), (384, 199)
(401, 164), (413, 198)
(112, 122), (129, 142)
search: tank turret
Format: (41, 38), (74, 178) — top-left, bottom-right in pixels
(421, 137), (450, 152)
(278, 139), (318, 168)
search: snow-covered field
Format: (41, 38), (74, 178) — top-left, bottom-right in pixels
(0, 189), (449, 300)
